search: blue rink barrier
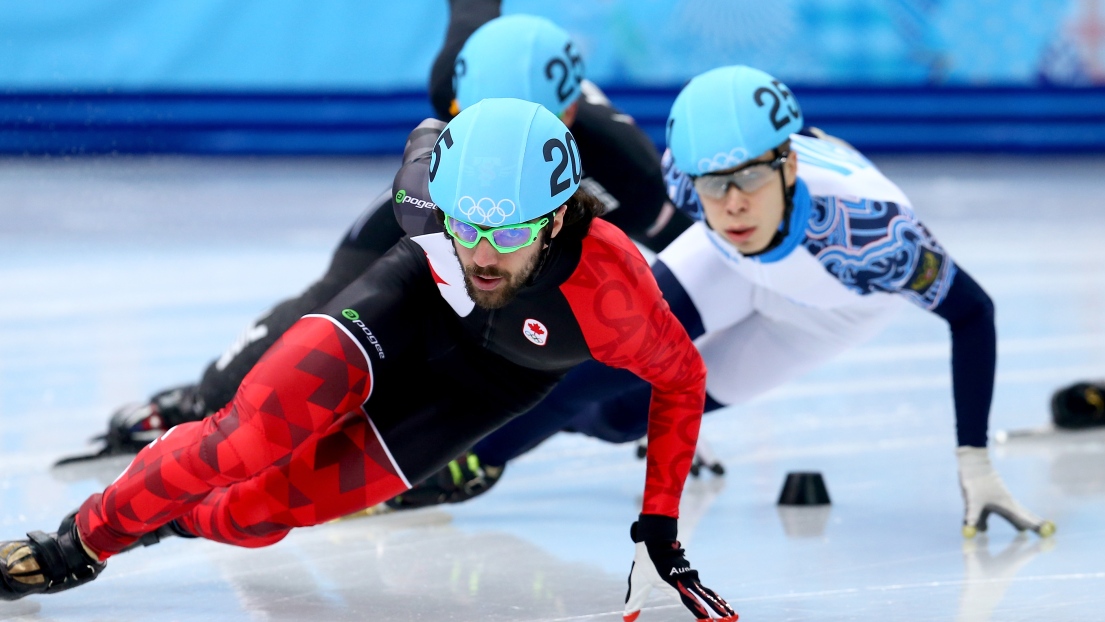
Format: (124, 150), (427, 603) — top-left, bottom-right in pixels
(3, 87), (1105, 155)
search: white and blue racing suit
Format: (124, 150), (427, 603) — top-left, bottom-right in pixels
(472, 133), (996, 465)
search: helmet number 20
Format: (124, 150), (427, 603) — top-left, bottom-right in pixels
(543, 132), (582, 197)
(753, 81), (800, 131)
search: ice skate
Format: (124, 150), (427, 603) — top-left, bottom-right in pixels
(54, 384), (205, 466)
(386, 452), (504, 510)
(636, 438), (725, 477)
(689, 438), (726, 477)
(0, 512), (104, 601)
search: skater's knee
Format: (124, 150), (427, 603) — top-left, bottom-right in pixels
(176, 514), (290, 549)
(230, 526), (290, 549)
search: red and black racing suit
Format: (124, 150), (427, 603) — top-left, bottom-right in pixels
(76, 143), (706, 558)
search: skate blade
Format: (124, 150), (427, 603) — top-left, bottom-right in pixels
(992, 425), (1105, 444)
(53, 450), (113, 467)
(993, 426), (1056, 443)
(328, 503), (393, 523)
(50, 454), (135, 486)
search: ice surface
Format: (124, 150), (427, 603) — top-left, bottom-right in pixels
(1, 154), (1104, 621)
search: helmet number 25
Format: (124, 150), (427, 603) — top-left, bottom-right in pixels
(754, 81), (800, 131)
(543, 132), (582, 197)
(544, 42), (585, 104)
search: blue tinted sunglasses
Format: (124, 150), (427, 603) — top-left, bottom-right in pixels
(444, 215), (550, 253)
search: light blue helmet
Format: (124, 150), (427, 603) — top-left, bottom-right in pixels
(428, 98), (581, 227)
(666, 65), (803, 176)
(455, 14), (583, 116)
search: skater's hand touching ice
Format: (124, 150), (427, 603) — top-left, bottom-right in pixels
(957, 447), (1055, 539)
(623, 515), (737, 621)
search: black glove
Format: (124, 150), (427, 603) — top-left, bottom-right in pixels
(623, 515), (738, 621)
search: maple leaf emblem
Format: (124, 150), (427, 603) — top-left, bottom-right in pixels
(522, 318), (548, 346)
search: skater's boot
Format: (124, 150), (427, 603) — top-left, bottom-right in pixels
(56, 384), (207, 466)
(104, 384), (207, 452)
(0, 512), (104, 601)
(386, 452), (504, 510)
(690, 437), (726, 477)
(636, 437), (725, 477)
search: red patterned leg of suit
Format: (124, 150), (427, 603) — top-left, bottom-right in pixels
(174, 408), (408, 546)
(77, 316), (405, 559)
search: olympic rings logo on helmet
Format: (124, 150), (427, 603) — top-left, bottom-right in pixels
(456, 196), (518, 226)
(667, 66), (804, 179)
(428, 99), (579, 225)
(698, 147), (750, 175)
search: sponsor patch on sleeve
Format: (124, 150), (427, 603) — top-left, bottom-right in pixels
(907, 248), (944, 294)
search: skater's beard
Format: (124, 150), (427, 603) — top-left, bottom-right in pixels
(461, 248), (542, 310)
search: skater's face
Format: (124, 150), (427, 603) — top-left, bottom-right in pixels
(450, 206), (566, 309)
(696, 147), (798, 255)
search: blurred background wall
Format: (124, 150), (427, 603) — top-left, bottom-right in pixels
(3, 0), (1104, 154)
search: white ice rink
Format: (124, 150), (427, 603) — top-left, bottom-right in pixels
(1, 154), (1104, 621)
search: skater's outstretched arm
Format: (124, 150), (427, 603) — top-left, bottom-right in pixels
(932, 268), (1055, 538)
(931, 267), (996, 449)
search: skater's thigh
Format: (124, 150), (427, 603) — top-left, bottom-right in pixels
(193, 410), (409, 534)
(699, 296), (899, 406)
